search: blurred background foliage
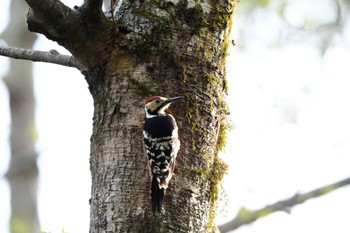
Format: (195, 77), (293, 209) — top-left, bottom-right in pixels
(236, 0), (349, 54)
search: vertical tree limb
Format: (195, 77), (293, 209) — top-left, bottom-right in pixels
(2, 1), (39, 233)
(84, 0), (104, 11)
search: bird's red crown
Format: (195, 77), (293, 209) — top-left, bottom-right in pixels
(144, 96), (162, 105)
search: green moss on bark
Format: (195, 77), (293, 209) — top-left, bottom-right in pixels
(128, 0), (236, 231)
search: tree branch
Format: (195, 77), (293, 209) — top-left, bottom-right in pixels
(84, 0), (104, 11)
(218, 177), (350, 233)
(25, 0), (78, 40)
(23, 0), (115, 69)
(0, 46), (82, 69)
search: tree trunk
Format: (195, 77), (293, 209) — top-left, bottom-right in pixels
(24, 0), (236, 232)
(2, 1), (39, 233)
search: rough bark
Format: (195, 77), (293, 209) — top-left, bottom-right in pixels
(2, 1), (39, 233)
(22, 0), (236, 232)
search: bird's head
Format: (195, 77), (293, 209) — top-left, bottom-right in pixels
(144, 96), (183, 118)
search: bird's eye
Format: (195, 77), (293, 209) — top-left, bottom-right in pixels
(154, 99), (160, 104)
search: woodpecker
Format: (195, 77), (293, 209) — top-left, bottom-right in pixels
(143, 95), (182, 213)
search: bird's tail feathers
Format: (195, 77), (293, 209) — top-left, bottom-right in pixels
(151, 176), (164, 214)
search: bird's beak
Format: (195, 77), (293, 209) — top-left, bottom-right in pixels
(164, 96), (183, 105)
(159, 96), (183, 110)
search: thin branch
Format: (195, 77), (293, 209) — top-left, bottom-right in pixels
(0, 46), (82, 70)
(218, 177), (350, 233)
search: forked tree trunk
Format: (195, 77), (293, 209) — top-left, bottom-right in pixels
(24, 0), (236, 232)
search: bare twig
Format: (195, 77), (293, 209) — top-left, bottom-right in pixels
(218, 177), (350, 233)
(0, 46), (82, 69)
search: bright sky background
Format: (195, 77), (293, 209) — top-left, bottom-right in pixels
(1, 0), (350, 233)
